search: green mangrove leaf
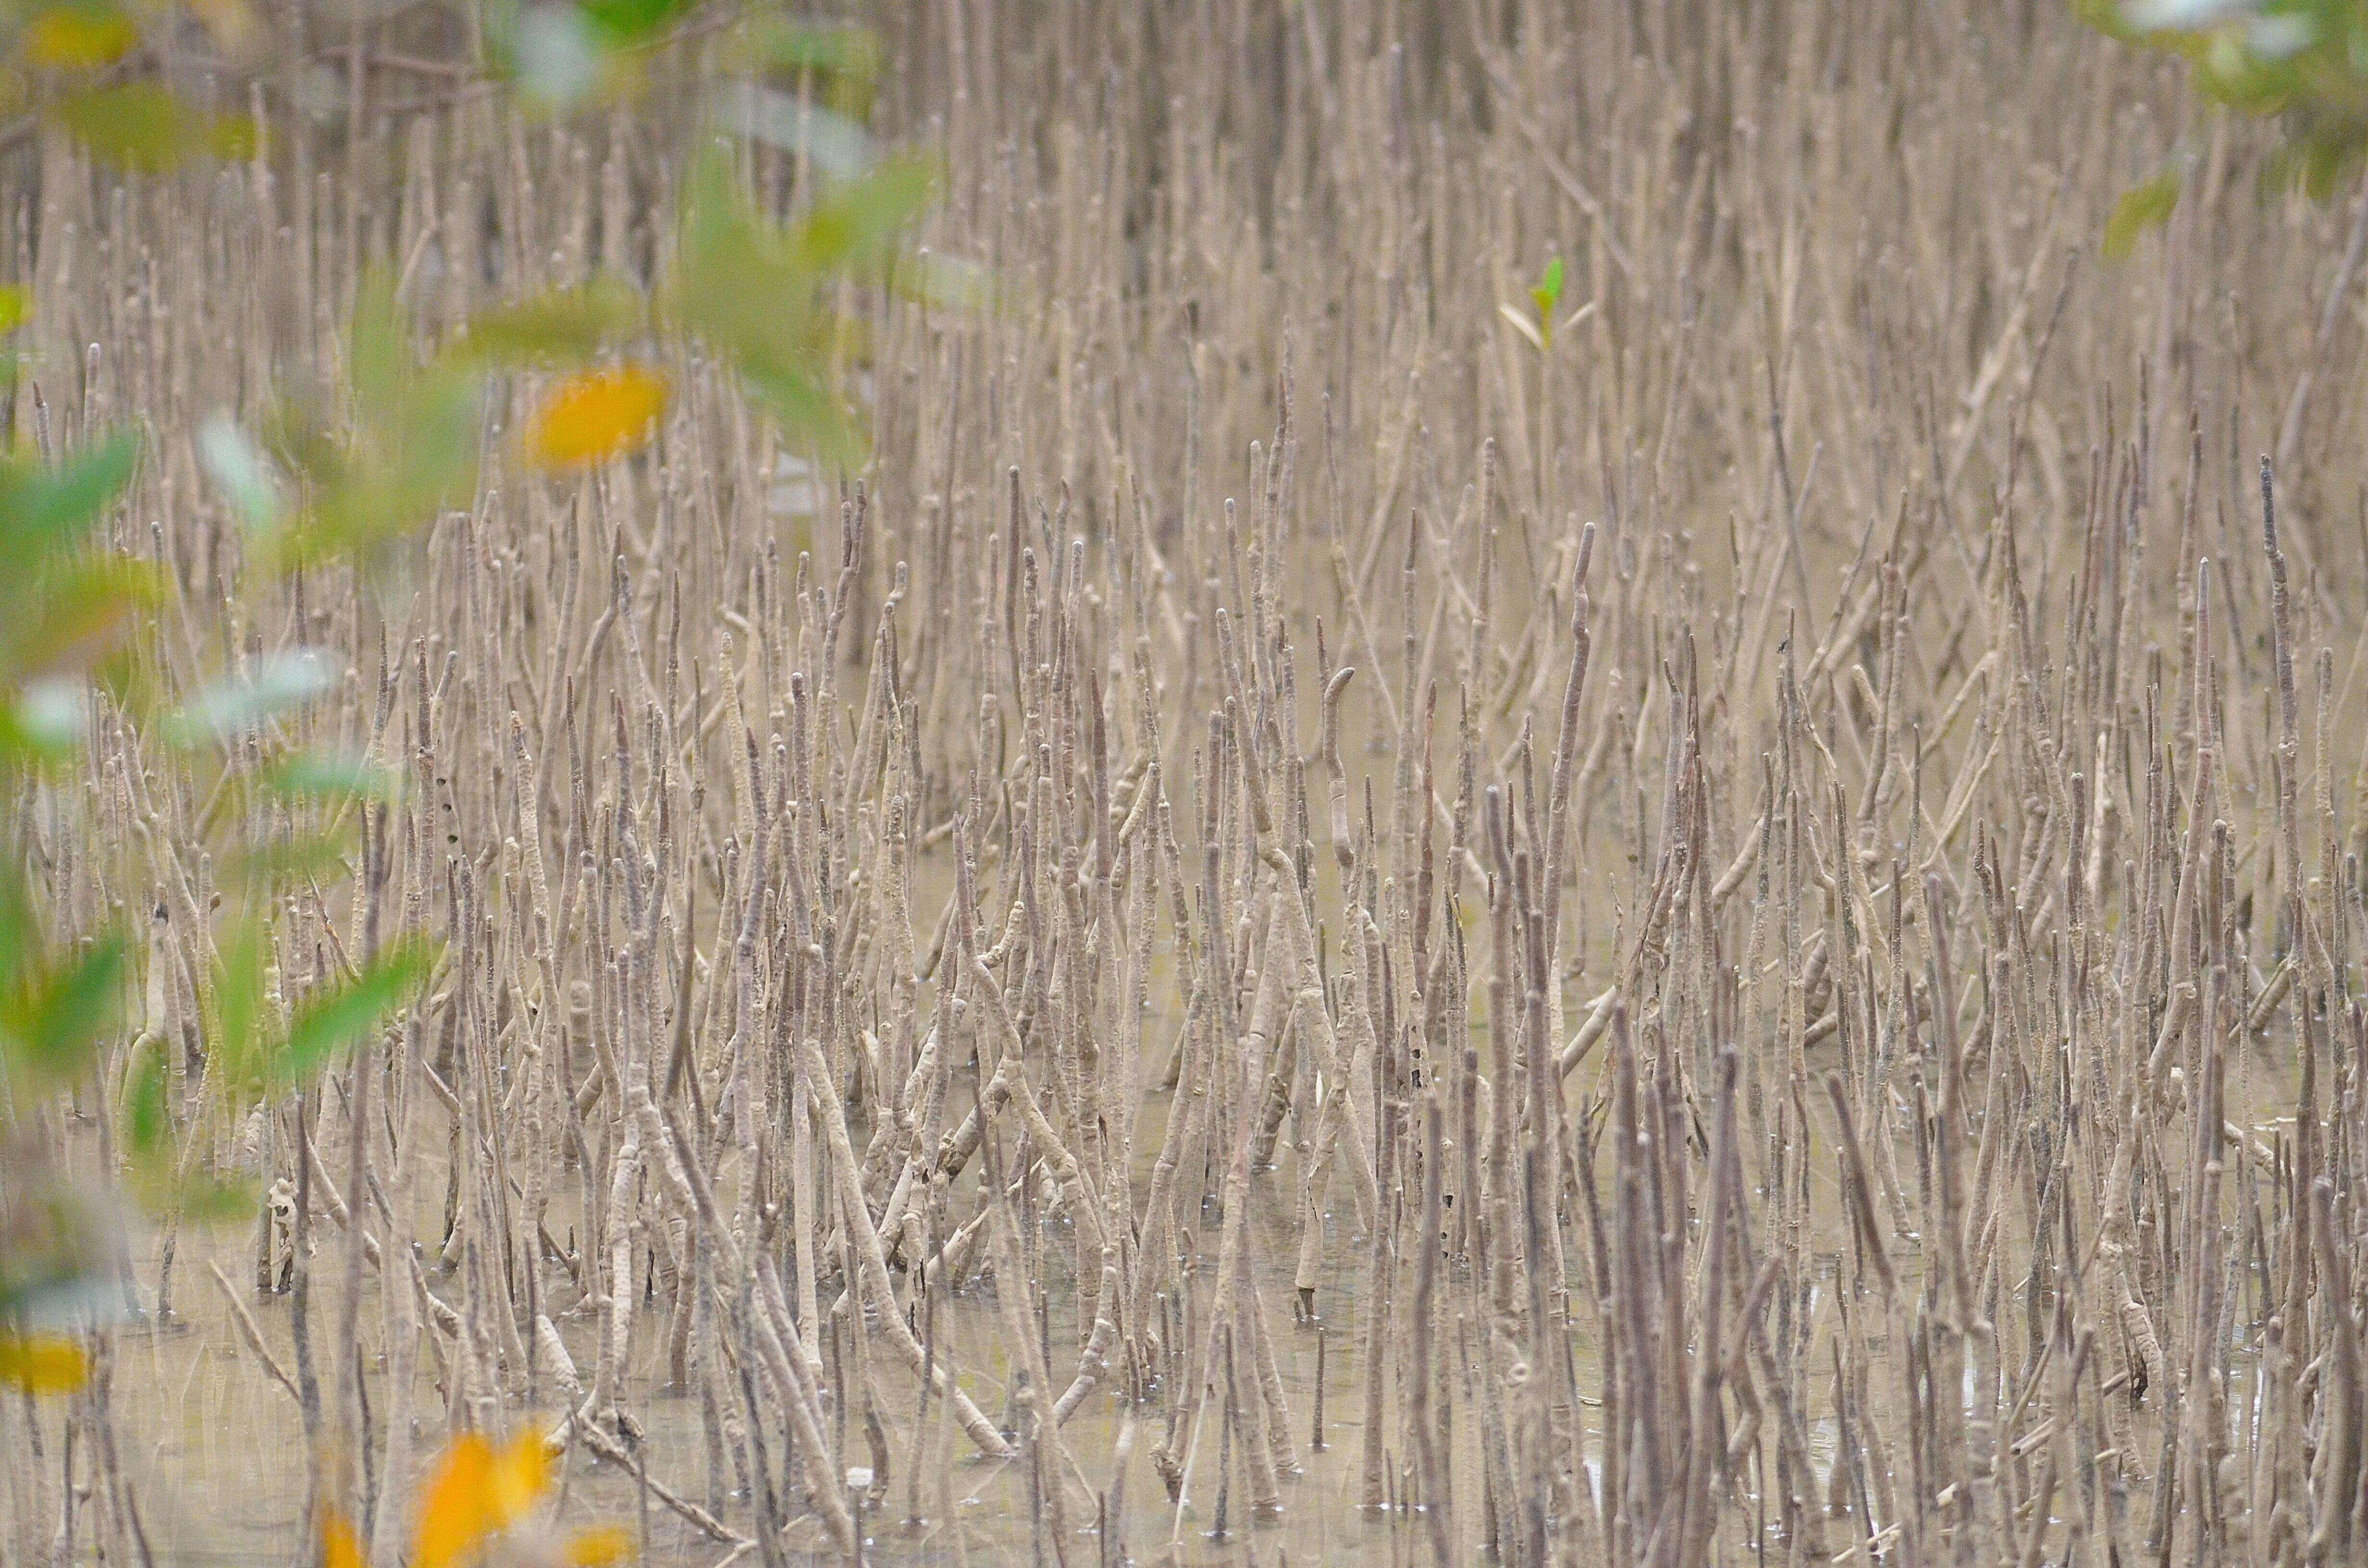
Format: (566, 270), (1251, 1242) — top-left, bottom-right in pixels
(270, 937), (436, 1087)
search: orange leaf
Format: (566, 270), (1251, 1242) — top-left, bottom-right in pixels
(0, 1334), (86, 1395)
(21, 8), (136, 70)
(321, 1510), (365, 1568)
(412, 1432), (494, 1568)
(486, 1428), (551, 1531)
(520, 367), (666, 469)
(564, 1526), (633, 1568)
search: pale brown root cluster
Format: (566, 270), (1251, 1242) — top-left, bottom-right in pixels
(8, 3), (2368, 1567)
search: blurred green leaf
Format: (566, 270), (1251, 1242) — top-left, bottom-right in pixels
(270, 937), (435, 1087)
(573, 0), (695, 42)
(173, 1175), (256, 1222)
(2, 928), (124, 1090)
(0, 1173), (125, 1327)
(164, 649), (335, 746)
(791, 154), (937, 274)
(196, 415), (285, 538)
(2092, 0), (2368, 199)
(666, 146), (936, 458)
(49, 85), (256, 173)
(717, 83), (879, 178)
(210, 917), (268, 1095)
(19, 4), (139, 71)
(3, 557), (163, 685)
(489, 0), (692, 110)
(746, 19), (881, 92)
(167, 1173), (254, 1221)
(123, 1034), (167, 1156)
(345, 272), (410, 415)
(222, 823), (358, 887)
(672, 150), (839, 449)
(266, 277), (481, 568)
(510, 2), (604, 105)
(0, 864), (35, 995)
(7, 931), (125, 1083)
(259, 747), (398, 806)
(739, 357), (858, 465)
(456, 275), (647, 366)
(0, 677), (88, 767)
(0, 429), (138, 561)
(673, 148), (797, 353)
(123, 1163), (252, 1221)
(895, 248), (992, 312)
(2104, 166), (2182, 258)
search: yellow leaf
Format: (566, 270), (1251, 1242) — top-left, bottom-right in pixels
(520, 367), (666, 469)
(0, 1334), (86, 1395)
(21, 8), (137, 70)
(486, 1427), (551, 1530)
(0, 285), (27, 335)
(321, 1510), (365, 1568)
(205, 112), (261, 161)
(413, 1426), (550, 1568)
(564, 1526), (633, 1568)
(413, 1432), (494, 1568)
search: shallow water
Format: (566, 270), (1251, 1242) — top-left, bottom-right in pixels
(93, 1089), (1505, 1568)
(67, 1002), (2303, 1566)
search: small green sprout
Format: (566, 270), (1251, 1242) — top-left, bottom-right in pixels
(1500, 254), (1592, 353)
(1531, 255), (1565, 346)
